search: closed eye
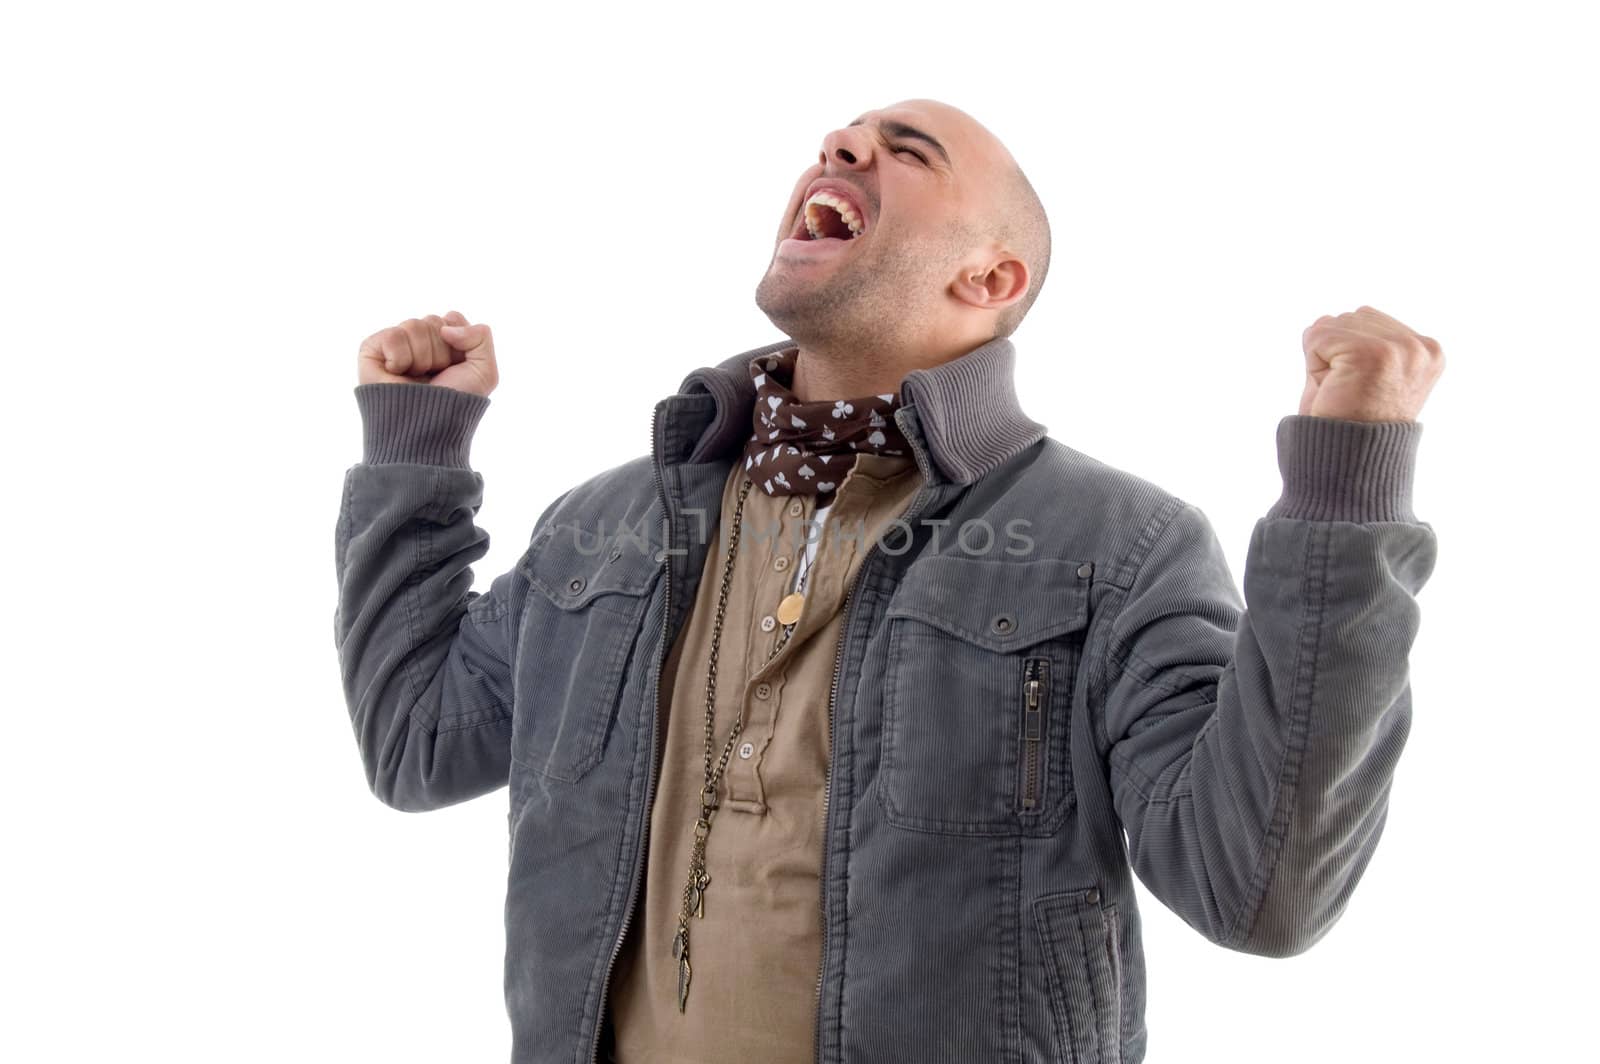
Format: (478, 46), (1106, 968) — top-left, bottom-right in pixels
(892, 145), (928, 164)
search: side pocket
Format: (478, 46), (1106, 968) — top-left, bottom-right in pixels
(1035, 888), (1123, 1064)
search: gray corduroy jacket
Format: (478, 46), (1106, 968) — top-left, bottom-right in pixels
(332, 334), (1437, 1064)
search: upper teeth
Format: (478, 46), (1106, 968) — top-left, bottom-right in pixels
(804, 191), (865, 239)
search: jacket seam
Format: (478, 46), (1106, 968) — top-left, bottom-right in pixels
(1087, 496), (1187, 794)
(1222, 521), (1328, 948)
(1106, 745), (1197, 804)
(397, 475), (432, 738)
(1105, 746), (1160, 797)
(577, 585), (660, 1064)
(1111, 645), (1199, 696)
(1004, 834), (1021, 1064)
(416, 709), (512, 737)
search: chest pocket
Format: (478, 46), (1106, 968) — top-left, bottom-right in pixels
(513, 523), (662, 783)
(878, 554), (1091, 836)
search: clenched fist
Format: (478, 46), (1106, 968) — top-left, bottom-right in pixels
(357, 310), (499, 397)
(1298, 305), (1444, 423)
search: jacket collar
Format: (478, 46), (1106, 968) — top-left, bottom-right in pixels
(667, 335), (1048, 487)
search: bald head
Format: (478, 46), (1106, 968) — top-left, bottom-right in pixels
(886, 99), (1051, 340)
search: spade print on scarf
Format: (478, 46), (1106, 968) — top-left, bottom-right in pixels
(738, 345), (913, 496)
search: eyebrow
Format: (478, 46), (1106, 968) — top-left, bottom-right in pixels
(847, 117), (952, 167)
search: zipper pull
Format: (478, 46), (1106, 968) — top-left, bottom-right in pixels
(1021, 658), (1049, 811)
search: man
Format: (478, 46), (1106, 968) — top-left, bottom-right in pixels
(333, 98), (1442, 1063)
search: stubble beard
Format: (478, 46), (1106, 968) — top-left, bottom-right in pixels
(754, 237), (933, 358)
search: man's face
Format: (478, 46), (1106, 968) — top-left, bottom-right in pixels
(755, 100), (1003, 353)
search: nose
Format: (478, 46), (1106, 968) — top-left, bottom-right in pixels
(818, 125), (872, 169)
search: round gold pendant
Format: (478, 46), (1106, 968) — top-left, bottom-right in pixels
(776, 592), (806, 626)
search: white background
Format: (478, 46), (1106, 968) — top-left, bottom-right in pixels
(4, 1), (1594, 1060)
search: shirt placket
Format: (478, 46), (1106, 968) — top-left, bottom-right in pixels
(723, 492), (808, 812)
(724, 480), (875, 812)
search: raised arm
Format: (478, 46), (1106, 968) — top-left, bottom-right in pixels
(332, 312), (558, 811)
(1095, 306), (1444, 955)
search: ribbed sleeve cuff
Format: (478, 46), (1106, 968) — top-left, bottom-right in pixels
(1265, 414), (1422, 523)
(354, 382), (490, 467)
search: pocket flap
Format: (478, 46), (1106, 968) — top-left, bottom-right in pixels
(884, 554), (1091, 652)
(523, 523), (662, 610)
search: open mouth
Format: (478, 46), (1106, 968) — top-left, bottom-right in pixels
(777, 186), (874, 261)
(804, 200), (862, 241)
(788, 189), (868, 247)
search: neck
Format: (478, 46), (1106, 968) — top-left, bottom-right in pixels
(788, 332), (991, 403)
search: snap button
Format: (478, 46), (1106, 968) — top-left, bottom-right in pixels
(738, 742), (755, 760)
(774, 555), (790, 572)
(990, 614), (1016, 635)
(567, 576), (586, 594)
(1084, 888), (1100, 904)
(1076, 562), (1093, 579)
(755, 682), (772, 699)
(760, 615), (777, 632)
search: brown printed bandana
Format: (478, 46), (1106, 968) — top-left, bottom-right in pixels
(739, 345), (912, 498)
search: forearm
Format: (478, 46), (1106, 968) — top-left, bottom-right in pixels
(333, 383), (517, 812)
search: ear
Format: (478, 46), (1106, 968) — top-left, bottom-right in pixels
(949, 251), (1030, 316)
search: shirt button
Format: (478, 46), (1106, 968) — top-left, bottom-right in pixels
(755, 682), (772, 700)
(760, 615), (777, 632)
(738, 742), (755, 760)
(788, 499), (804, 517)
(774, 555), (790, 571)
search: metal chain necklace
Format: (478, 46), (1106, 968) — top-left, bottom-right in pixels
(671, 475), (814, 1013)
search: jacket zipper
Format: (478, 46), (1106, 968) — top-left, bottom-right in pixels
(1020, 657), (1050, 811)
(589, 402), (674, 1064)
(813, 436), (938, 1064)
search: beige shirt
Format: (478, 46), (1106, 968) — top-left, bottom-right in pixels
(607, 451), (922, 1063)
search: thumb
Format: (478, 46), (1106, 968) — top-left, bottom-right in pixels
(439, 322), (484, 348)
